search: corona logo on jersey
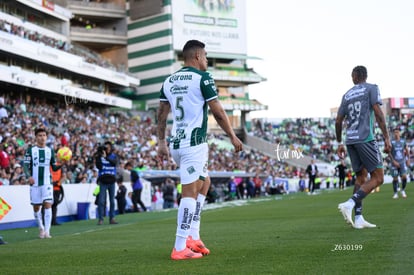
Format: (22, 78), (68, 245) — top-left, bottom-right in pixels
(57, 147), (72, 162)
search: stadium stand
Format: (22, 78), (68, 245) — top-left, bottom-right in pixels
(1, 0), (413, 205)
(0, 92), (299, 183)
(248, 117), (414, 178)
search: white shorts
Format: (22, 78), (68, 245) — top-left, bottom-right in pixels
(30, 185), (54, 205)
(171, 143), (209, 185)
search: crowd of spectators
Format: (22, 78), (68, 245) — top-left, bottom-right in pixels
(0, 94), (156, 186)
(0, 17), (121, 71)
(0, 94), (300, 190)
(2, 92), (413, 205)
(249, 116), (414, 173)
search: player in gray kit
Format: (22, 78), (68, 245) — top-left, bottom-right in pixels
(335, 65), (391, 229)
(389, 127), (410, 199)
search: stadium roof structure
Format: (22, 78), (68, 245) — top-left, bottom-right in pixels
(220, 98), (268, 111)
(206, 52), (262, 61)
(209, 67), (265, 85)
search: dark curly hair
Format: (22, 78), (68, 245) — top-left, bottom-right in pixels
(352, 66), (368, 83)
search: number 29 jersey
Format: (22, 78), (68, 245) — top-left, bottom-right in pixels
(160, 66), (218, 149)
(338, 82), (382, 145)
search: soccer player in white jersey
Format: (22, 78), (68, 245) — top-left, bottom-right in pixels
(24, 128), (65, 239)
(336, 66), (391, 229)
(157, 39), (243, 260)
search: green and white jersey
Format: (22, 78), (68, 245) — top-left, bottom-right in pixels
(160, 66), (218, 149)
(24, 146), (57, 186)
(338, 83), (382, 145)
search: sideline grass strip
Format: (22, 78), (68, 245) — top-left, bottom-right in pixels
(1, 184), (413, 274)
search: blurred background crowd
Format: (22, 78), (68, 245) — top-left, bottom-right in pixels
(1, 93), (413, 206)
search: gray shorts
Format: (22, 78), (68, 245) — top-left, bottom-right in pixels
(346, 140), (383, 173)
(391, 162), (407, 177)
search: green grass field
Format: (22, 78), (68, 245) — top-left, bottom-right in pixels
(1, 183), (413, 275)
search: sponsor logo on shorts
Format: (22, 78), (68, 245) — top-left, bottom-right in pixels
(187, 166), (195, 174)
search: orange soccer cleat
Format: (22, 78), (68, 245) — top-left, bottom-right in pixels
(186, 236), (210, 255)
(171, 247), (203, 260)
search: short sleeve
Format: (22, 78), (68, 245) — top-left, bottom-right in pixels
(200, 72), (218, 102)
(159, 84), (168, 101)
(370, 85), (382, 106)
